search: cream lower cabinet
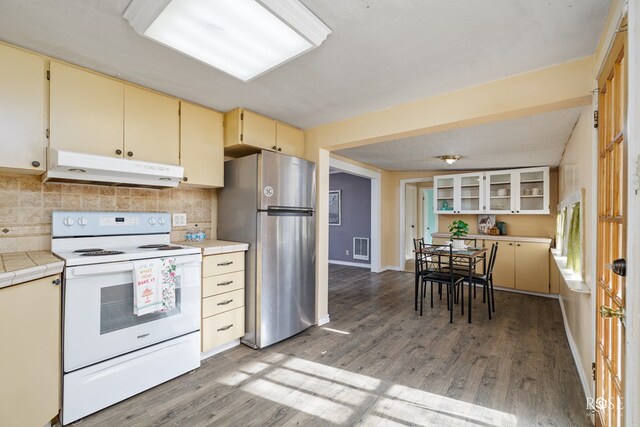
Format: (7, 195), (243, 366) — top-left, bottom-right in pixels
(0, 275), (60, 426)
(0, 43), (47, 174)
(201, 252), (245, 352)
(180, 101), (224, 187)
(484, 239), (550, 293)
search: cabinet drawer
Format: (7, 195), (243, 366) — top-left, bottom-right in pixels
(202, 270), (244, 297)
(203, 252), (244, 277)
(203, 289), (244, 318)
(202, 307), (244, 352)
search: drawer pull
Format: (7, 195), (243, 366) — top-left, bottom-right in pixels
(217, 324), (233, 331)
(217, 299), (233, 306)
(217, 280), (233, 286)
(217, 261), (234, 266)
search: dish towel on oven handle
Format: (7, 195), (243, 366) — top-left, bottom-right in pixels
(133, 257), (177, 316)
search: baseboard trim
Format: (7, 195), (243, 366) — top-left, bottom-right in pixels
(317, 315), (330, 326)
(328, 260), (371, 268)
(200, 339), (240, 360)
(558, 295), (593, 401)
(493, 285), (559, 299)
(380, 265), (404, 272)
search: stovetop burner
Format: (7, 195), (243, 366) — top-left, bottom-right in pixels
(157, 246), (183, 251)
(73, 248), (104, 253)
(80, 251), (126, 256)
(138, 244), (170, 249)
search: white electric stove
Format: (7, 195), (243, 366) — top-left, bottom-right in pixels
(52, 212), (202, 425)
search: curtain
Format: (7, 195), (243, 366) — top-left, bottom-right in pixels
(566, 202), (581, 273)
(561, 207), (569, 255)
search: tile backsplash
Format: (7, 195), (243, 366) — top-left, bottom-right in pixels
(0, 174), (216, 252)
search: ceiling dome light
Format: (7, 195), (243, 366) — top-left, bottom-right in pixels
(438, 155), (461, 165)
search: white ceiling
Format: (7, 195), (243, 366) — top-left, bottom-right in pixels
(0, 0), (609, 129)
(334, 107), (584, 171)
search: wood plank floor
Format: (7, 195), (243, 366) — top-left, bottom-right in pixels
(78, 265), (591, 426)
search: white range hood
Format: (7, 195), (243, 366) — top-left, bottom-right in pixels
(43, 149), (184, 188)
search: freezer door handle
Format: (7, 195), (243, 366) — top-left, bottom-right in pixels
(263, 206), (314, 216)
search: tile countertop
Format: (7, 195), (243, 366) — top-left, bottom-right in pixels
(0, 251), (65, 289)
(178, 239), (249, 256)
(432, 232), (553, 245)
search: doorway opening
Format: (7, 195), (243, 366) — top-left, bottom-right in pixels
(399, 178), (435, 272)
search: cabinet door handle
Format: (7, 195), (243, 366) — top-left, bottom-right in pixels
(115, 149), (122, 155)
(217, 299), (233, 306)
(517, 243), (521, 246)
(217, 324), (234, 331)
(508, 243), (513, 246)
(217, 261), (233, 266)
(183, 177), (188, 182)
(278, 147), (282, 152)
(31, 160), (40, 167)
(272, 145), (277, 150)
(52, 278), (61, 286)
(127, 151), (134, 157)
(217, 280), (233, 286)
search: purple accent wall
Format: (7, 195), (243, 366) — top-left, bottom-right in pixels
(329, 172), (371, 264)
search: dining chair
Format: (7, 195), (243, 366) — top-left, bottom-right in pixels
(465, 242), (498, 319)
(418, 242), (465, 322)
(413, 237), (425, 310)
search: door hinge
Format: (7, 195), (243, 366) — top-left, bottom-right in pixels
(240, 133), (244, 142)
(46, 70), (50, 80)
(592, 362), (596, 380)
(46, 128), (50, 139)
(593, 110), (599, 128)
(240, 112), (244, 120)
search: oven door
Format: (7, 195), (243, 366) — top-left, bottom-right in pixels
(63, 254), (201, 372)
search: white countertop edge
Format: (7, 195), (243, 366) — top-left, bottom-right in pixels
(0, 262), (63, 290)
(432, 232), (552, 244)
(550, 249), (591, 294)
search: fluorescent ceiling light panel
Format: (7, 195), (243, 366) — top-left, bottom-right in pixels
(124, 0), (331, 82)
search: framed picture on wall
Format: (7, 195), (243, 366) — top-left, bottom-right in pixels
(329, 190), (341, 226)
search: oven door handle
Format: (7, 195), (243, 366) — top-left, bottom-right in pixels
(67, 262), (135, 278)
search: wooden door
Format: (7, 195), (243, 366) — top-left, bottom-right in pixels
(124, 85), (179, 165)
(180, 102), (223, 187)
(595, 31), (627, 427)
(0, 276), (60, 426)
(405, 185), (417, 260)
(0, 43), (46, 173)
(514, 242), (550, 293)
(49, 61), (124, 157)
(242, 110), (276, 151)
(276, 122), (303, 156)
(485, 240), (515, 288)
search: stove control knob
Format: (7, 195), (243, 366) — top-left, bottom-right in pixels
(63, 217), (74, 227)
(148, 218), (156, 225)
(158, 217), (166, 225)
(78, 217), (88, 226)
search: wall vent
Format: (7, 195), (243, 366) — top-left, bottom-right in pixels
(353, 237), (369, 261)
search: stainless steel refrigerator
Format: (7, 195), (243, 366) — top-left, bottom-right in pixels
(217, 151), (316, 349)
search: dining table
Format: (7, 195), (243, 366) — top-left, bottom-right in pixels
(414, 244), (488, 323)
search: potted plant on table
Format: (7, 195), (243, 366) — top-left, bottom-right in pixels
(448, 219), (469, 249)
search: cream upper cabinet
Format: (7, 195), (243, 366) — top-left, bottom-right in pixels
(0, 43), (47, 173)
(514, 242), (550, 293)
(224, 108), (303, 157)
(124, 85), (179, 165)
(50, 61), (124, 157)
(485, 171), (515, 214)
(276, 122), (304, 157)
(180, 101), (224, 187)
(0, 275), (61, 427)
(434, 173), (484, 214)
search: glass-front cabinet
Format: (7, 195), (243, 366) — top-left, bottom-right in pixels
(434, 166), (550, 215)
(434, 173), (484, 214)
(515, 167), (549, 214)
(485, 171), (515, 213)
(484, 167), (550, 214)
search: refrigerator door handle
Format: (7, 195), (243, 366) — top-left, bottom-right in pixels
(262, 206), (314, 217)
